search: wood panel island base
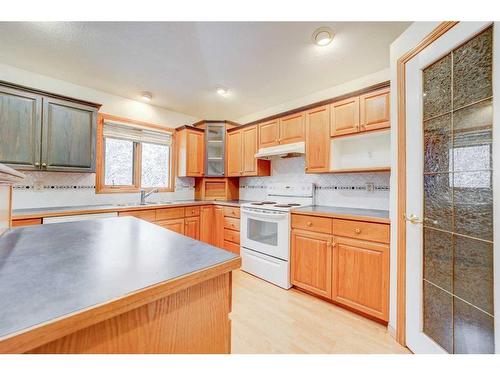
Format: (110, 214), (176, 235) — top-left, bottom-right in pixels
(0, 217), (240, 354)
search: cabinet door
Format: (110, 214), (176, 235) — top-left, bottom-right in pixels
(279, 112), (305, 144)
(305, 105), (330, 173)
(158, 218), (185, 235)
(214, 206), (225, 248)
(241, 125), (258, 176)
(41, 97), (97, 172)
(291, 229), (333, 299)
(186, 130), (204, 176)
(200, 206), (213, 244)
(185, 216), (200, 240)
(258, 119), (279, 148)
(330, 96), (359, 137)
(332, 237), (389, 321)
(0, 86), (42, 169)
(359, 87), (390, 132)
(226, 130), (242, 176)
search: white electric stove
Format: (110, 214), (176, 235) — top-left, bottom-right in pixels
(240, 183), (314, 289)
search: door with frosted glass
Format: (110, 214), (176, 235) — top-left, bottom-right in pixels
(405, 23), (495, 354)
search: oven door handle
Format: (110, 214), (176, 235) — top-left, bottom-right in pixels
(241, 210), (288, 220)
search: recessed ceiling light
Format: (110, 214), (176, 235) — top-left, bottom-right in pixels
(141, 91), (152, 101)
(312, 27), (334, 46)
(216, 87), (229, 96)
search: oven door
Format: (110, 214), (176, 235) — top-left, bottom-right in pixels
(240, 207), (289, 261)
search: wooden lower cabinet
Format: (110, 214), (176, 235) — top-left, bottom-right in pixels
(157, 218), (185, 235)
(332, 237), (389, 321)
(184, 216), (200, 240)
(291, 229), (333, 299)
(213, 206), (225, 248)
(200, 206), (213, 244)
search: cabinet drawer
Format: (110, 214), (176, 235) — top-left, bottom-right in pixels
(12, 218), (43, 227)
(333, 219), (390, 244)
(223, 206), (240, 218)
(156, 207), (185, 221)
(184, 206), (200, 217)
(119, 210), (156, 222)
(291, 214), (332, 234)
(223, 240), (240, 254)
(224, 216), (240, 231)
(224, 228), (240, 244)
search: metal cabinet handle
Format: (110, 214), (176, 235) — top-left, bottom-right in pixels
(354, 228), (361, 234)
(41, 163), (47, 168)
(34, 162), (40, 167)
(306, 221), (312, 227)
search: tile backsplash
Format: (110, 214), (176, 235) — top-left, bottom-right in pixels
(12, 157), (390, 211)
(240, 157), (390, 210)
(12, 172), (195, 209)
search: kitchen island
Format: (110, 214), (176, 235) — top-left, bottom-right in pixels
(0, 216), (240, 354)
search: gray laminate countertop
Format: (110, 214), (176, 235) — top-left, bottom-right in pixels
(291, 205), (390, 223)
(12, 200), (252, 219)
(0, 217), (239, 339)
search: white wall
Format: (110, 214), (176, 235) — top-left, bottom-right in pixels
(388, 22), (442, 335)
(0, 62), (199, 127)
(0, 62), (200, 209)
(235, 68), (390, 124)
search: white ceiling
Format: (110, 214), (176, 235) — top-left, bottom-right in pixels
(0, 22), (409, 121)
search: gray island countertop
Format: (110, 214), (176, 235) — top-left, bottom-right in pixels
(0, 217), (239, 341)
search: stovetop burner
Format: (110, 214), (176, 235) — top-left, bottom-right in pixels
(274, 203), (302, 208)
(251, 201), (277, 205)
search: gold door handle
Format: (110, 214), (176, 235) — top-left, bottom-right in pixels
(404, 214), (423, 224)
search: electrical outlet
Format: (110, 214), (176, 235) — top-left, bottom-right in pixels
(33, 180), (44, 191)
(365, 182), (374, 192)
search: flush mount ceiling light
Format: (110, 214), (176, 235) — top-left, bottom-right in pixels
(141, 91), (152, 101)
(216, 87), (229, 96)
(312, 27), (334, 46)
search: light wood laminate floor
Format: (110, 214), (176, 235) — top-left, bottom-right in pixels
(231, 270), (410, 354)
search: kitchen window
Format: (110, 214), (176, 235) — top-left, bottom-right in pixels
(96, 114), (174, 193)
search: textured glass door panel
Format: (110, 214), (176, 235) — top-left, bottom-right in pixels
(421, 26), (494, 354)
(207, 160), (223, 176)
(247, 218), (278, 246)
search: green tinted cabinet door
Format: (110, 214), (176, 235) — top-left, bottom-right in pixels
(41, 98), (97, 172)
(0, 86), (42, 169)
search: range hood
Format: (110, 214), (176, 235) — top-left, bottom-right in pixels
(254, 141), (305, 160)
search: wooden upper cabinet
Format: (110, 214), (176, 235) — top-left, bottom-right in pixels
(177, 127), (204, 177)
(184, 216), (200, 240)
(291, 229), (333, 299)
(332, 237), (389, 321)
(1, 85), (98, 172)
(186, 129), (204, 176)
(42, 98), (97, 172)
(305, 105), (330, 173)
(258, 119), (280, 148)
(226, 130), (242, 176)
(359, 87), (390, 132)
(0, 86), (42, 169)
(330, 96), (360, 137)
(279, 112), (305, 145)
(242, 126), (258, 175)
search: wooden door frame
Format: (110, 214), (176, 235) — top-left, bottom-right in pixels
(395, 21), (459, 346)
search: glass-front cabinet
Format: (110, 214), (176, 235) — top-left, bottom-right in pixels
(205, 122), (225, 176)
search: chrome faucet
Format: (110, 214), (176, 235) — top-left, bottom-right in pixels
(140, 188), (159, 205)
